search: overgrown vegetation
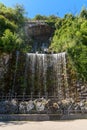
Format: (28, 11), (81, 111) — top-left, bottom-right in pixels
(49, 8), (87, 81)
(33, 14), (58, 28)
(0, 3), (30, 53)
(0, 3), (87, 81)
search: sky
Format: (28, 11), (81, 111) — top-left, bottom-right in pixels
(0, 0), (87, 18)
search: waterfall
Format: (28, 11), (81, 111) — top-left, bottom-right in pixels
(42, 54), (47, 95)
(12, 51), (19, 94)
(24, 52), (68, 99)
(52, 53), (62, 99)
(61, 52), (69, 98)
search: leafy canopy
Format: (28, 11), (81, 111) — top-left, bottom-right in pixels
(49, 9), (87, 80)
(0, 3), (26, 53)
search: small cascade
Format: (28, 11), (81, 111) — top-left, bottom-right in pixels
(61, 52), (69, 98)
(52, 53), (62, 99)
(24, 52), (68, 99)
(42, 54), (47, 95)
(12, 51), (19, 94)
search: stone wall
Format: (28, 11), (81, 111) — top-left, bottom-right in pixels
(0, 52), (26, 95)
(0, 53), (10, 93)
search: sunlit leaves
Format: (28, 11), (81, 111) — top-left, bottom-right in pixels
(50, 11), (87, 80)
(0, 3), (26, 53)
(1, 29), (17, 52)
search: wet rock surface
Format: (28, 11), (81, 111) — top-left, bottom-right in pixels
(0, 53), (10, 93)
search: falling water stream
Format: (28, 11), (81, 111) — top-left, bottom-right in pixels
(23, 52), (68, 99)
(12, 51), (19, 94)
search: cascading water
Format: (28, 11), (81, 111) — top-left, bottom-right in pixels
(43, 54), (47, 96)
(24, 52), (69, 99)
(12, 51), (19, 94)
(61, 52), (69, 98)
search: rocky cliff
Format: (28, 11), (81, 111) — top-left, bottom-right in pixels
(0, 53), (10, 93)
(25, 20), (54, 52)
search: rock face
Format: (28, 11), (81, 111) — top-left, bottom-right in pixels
(0, 53), (10, 93)
(0, 99), (18, 114)
(0, 98), (87, 114)
(25, 20), (54, 52)
(25, 21), (54, 38)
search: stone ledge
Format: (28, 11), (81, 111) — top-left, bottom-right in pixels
(61, 114), (87, 120)
(0, 114), (87, 121)
(0, 114), (49, 121)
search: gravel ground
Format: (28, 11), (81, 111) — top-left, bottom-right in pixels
(0, 120), (87, 130)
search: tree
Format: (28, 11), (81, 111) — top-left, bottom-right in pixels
(0, 3), (26, 53)
(34, 14), (47, 20)
(80, 7), (87, 19)
(1, 29), (22, 53)
(49, 11), (87, 80)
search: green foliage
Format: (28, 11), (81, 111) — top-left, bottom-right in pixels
(68, 44), (87, 80)
(33, 14), (58, 28)
(50, 12), (87, 80)
(13, 4), (26, 27)
(33, 14), (47, 20)
(0, 3), (26, 53)
(1, 29), (17, 52)
(46, 15), (59, 28)
(80, 7), (87, 19)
